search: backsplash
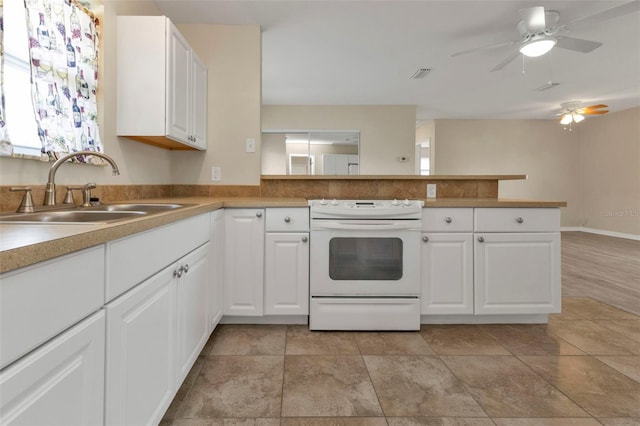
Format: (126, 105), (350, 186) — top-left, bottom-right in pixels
(0, 178), (501, 212)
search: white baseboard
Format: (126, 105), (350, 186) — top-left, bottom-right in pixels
(561, 227), (640, 241)
(421, 314), (549, 324)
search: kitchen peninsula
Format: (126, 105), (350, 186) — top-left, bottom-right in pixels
(0, 174), (566, 425)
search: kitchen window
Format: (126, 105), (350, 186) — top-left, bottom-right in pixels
(0, 0), (103, 161)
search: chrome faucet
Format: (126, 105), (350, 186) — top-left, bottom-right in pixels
(43, 151), (120, 206)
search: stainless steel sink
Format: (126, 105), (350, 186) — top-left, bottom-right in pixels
(0, 203), (195, 224)
(0, 210), (147, 224)
(85, 203), (193, 213)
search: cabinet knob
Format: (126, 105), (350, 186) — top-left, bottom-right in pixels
(445, 217), (453, 223)
(302, 236), (308, 243)
(516, 217), (524, 224)
(183, 264), (189, 274)
(422, 236), (429, 242)
(256, 211), (262, 218)
(284, 216), (291, 223)
(174, 267), (183, 278)
(477, 236), (485, 243)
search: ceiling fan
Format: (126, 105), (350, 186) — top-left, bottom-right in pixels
(557, 101), (609, 127)
(451, 1), (640, 72)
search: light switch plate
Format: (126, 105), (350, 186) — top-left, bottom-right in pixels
(246, 138), (256, 153)
(427, 184), (436, 198)
(211, 166), (221, 182)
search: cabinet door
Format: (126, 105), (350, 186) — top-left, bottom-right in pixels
(105, 264), (177, 426)
(191, 54), (208, 149)
(421, 233), (473, 314)
(0, 311), (105, 426)
(224, 209), (265, 316)
(265, 233), (309, 315)
(176, 243), (210, 385)
(166, 21), (191, 143)
(474, 232), (561, 314)
(209, 210), (225, 329)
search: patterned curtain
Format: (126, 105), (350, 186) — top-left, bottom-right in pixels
(24, 0), (102, 162)
(0, 1), (8, 145)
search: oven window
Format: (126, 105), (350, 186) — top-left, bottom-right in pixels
(329, 237), (403, 280)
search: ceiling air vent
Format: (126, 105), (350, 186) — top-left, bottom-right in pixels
(410, 68), (432, 79)
(535, 81), (560, 91)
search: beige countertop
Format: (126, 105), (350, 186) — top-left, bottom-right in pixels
(0, 196), (565, 274)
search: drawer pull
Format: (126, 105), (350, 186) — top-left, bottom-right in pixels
(516, 217), (524, 224)
(422, 236), (429, 242)
(445, 217), (452, 223)
(302, 236), (308, 243)
(256, 211), (262, 218)
(284, 216), (291, 223)
(477, 236), (485, 243)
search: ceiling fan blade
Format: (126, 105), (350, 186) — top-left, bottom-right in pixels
(583, 109), (609, 115)
(555, 36), (603, 53)
(565, 0), (640, 30)
(490, 49), (521, 72)
(584, 104), (608, 110)
(519, 7), (547, 32)
(451, 40), (518, 57)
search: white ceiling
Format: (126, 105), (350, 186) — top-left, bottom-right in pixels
(154, 0), (640, 121)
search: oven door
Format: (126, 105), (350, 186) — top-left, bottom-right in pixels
(310, 220), (421, 296)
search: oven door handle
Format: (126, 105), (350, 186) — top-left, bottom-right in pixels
(312, 221), (420, 231)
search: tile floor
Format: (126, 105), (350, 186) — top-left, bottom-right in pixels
(161, 296), (640, 426)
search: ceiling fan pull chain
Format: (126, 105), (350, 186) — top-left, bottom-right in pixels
(522, 54), (526, 74)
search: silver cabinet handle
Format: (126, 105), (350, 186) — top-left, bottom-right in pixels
(174, 266), (184, 278)
(445, 217), (452, 223)
(183, 264), (189, 274)
(256, 211), (262, 218)
(477, 236), (485, 243)
(516, 217), (524, 224)
(284, 216), (291, 223)
(422, 236), (429, 242)
(301, 236), (308, 243)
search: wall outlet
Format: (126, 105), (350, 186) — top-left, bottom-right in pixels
(211, 166), (221, 182)
(427, 184), (437, 198)
(246, 138), (256, 153)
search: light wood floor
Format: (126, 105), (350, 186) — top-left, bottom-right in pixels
(562, 231), (640, 315)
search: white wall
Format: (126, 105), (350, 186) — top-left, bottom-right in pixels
(171, 24), (262, 185)
(262, 105), (417, 175)
(578, 107), (640, 235)
(434, 119), (581, 227)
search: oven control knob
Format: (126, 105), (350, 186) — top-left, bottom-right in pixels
(319, 199), (328, 205)
(403, 199), (410, 206)
(331, 199), (339, 206)
(391, 199), (400, 206)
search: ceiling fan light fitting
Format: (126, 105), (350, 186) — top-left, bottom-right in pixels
(560, 114), (573, 125)
(573, 113), (585, 123)
(520, 37), (556, 57)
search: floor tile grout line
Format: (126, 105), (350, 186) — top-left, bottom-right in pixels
(280, 325), (290, 418)
(513, 353), (602, 421)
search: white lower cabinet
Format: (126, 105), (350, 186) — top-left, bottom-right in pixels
(420, 233), (474, 314)
(474, 232), (561, 314)
(0, 310), (105, 426)
(209, 209), (225, 330)
(265, 232), (309, 315)
(105, 262), (177, 426)
(224, 209), (265, 316)
(176, 243), (210, 385)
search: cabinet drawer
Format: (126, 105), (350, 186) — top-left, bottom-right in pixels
(107, 213), (209, 301)
(266, 208), (309, 232)
(0, 246), (105, 370)
(474, 208), (560, 232)
(422, 208), (473, 232)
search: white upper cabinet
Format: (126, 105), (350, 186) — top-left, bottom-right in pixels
(117, 16), (207, 150)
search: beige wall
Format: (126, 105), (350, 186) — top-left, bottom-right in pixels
(262, 105), (417, 175)
(434, 119), (582, 227)
(578, 107), (640, 235)
(0, 4), (262, 187)
(262, 133), (287, 175)
(171, 24), (262, 185)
